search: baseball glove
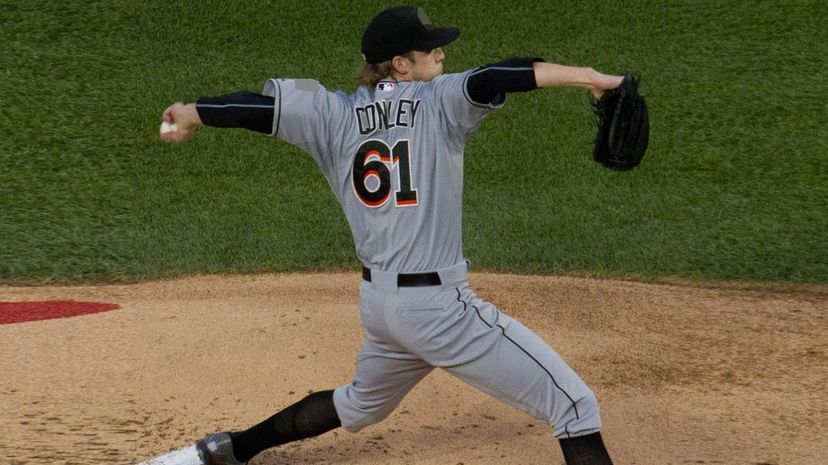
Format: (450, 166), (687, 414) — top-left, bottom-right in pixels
(592, 75), (650, 171)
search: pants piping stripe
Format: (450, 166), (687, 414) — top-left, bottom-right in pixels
(455, 288), (579, 437)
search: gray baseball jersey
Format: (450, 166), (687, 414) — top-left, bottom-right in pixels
(262, 71), (601, 438)
(263, 71), (493, 272)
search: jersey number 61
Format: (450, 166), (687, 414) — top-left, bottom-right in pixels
(352, 139), (419, 208)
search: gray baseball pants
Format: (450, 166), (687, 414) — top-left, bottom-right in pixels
(333, 262), (602, 438)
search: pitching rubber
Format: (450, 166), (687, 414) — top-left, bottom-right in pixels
(136, 444), (201, 465)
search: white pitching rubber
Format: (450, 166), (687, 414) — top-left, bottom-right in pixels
(135, 444), (200, 465)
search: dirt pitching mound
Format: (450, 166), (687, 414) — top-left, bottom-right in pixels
(1, 272), (825, 464)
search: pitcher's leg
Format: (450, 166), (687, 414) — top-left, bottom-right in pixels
(227, 390), (341, 463)
(333, 339), (434, 432)
(559, 432), (613, 465)
(436, 292), (612, 464)
(196, 345), (431, 464)
(443, 298), (602, 438)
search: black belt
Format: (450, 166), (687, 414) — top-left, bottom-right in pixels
(362, 266), (442, 287)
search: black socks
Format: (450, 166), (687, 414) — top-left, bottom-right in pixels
(226, 391), (611, 465)
(559, 432), (614, 465)
(228, 390), (341, 463)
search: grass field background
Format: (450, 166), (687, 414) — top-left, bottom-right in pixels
(1, 0), (826, 283)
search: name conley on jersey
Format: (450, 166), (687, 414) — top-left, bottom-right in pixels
(355, 99), (421, 135)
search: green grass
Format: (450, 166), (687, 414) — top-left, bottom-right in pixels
(1, 0), (826, 283)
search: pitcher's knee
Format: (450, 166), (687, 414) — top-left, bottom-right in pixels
(552, 388), (603, 439)
(343, 406), (395, 432)
(333, 385), (398, 433)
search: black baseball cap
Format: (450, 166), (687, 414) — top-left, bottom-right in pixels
(361, 7), (460, 64)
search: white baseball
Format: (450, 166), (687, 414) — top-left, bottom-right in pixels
(160, 122), (178, 134)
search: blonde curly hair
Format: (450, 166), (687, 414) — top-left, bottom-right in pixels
(354, 52), (415, 90)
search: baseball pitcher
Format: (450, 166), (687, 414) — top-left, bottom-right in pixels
(143, 6), (648, 465)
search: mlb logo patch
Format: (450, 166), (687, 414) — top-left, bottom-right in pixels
(378, 82), (396, 91)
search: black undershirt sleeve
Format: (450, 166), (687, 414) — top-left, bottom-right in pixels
(465, 57), (546, 105)
(195, 92), (276, 134)
(194, 60), (541, 133)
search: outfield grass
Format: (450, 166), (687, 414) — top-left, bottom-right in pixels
(1, 0), (826, 283)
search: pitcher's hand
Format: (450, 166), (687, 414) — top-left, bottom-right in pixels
(160, 103), (202, 142)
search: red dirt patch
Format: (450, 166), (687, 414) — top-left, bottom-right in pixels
(0, 300), (119, 324)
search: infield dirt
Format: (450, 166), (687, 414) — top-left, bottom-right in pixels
(1, 273), (825, 465)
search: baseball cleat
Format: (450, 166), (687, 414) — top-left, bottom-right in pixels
(135, 432), (245, 465)
(194, 432), (246, 465)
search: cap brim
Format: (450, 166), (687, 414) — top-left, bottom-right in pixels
(416, 27), (460, 51)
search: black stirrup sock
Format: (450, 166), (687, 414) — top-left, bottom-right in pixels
(228, 390), (341, 463)
(558, 432), (614, 465)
